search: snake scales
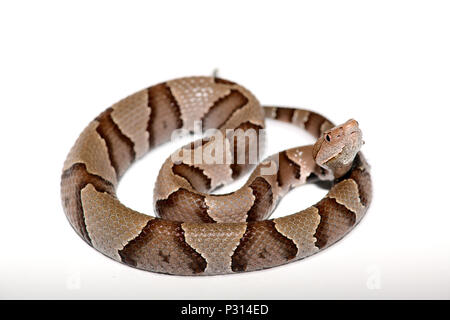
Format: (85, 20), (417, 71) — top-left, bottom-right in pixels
(61, 76), (372, 275)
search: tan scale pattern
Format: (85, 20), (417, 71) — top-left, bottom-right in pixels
(205, 187), (255, 223)
(292, 109), (310, 128)
(156, 188), (212, 223)
(111, 89), (150, 159)
(285, 145), (317, 185)
(327, 179), (365, 219)
(274, 207), (321, 259)
(263, 106), (277, 119)
(180, 139), (234, 190)
(167, 77), (232, 131)
(182, 222), (247, 275)
(81, 184), (152, 260)
(194, 162), (234, 190)
(320, 120), (334, 134)
(153, 159), (193, 202)
(221, 85), (264, 129)
(63, 121), (117, 185)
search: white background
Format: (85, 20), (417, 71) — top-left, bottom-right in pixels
(1, 1), (449, 299)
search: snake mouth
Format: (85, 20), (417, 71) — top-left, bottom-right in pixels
(323, 152), (340, 166)
(321, 143), (344, 164)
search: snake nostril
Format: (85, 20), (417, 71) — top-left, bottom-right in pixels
(325, 134), (331, 142)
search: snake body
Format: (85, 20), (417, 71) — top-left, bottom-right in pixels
(61, 76), (372, 275)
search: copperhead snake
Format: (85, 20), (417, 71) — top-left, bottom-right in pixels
(60, 76), (372, 276)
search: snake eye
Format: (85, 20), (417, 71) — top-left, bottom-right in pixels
(325, 134), (331, 142)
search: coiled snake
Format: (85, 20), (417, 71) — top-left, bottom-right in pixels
(61, 76), (372, 275)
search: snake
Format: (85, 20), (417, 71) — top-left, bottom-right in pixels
(60, 76), (372, 276)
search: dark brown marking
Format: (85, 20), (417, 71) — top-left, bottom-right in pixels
(96, 108), (136, 178)
(304, 111), (327, 138)
(263, 107), (276, 118)
(179, 138), (212, 162)
(275, 107), (294, 122)
(172, 163), (211, 193)
(339, 154), (372, 207)
(307, 173), (334, 190)
(156, 188), (214, 223)
(118, 219), (207, 274)
(247, 177), (273, 221)
(229, 122), (263, 179)
(258, 248), (268, 259)
(214, 77), (236, 85)
(202, 89), (248, 130)
(184, 138), (211, 151)
(276, 151), (301, 191)
(349, 168), (372, 207)
(231, 220), (297, 272)
(60, 163), (115, 245)
(147, 83), (183, 148)
(313, 197), (356, 249)
(158, 250), (170, 263)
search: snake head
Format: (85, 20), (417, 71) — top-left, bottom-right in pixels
(313, 119), (363, 179)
